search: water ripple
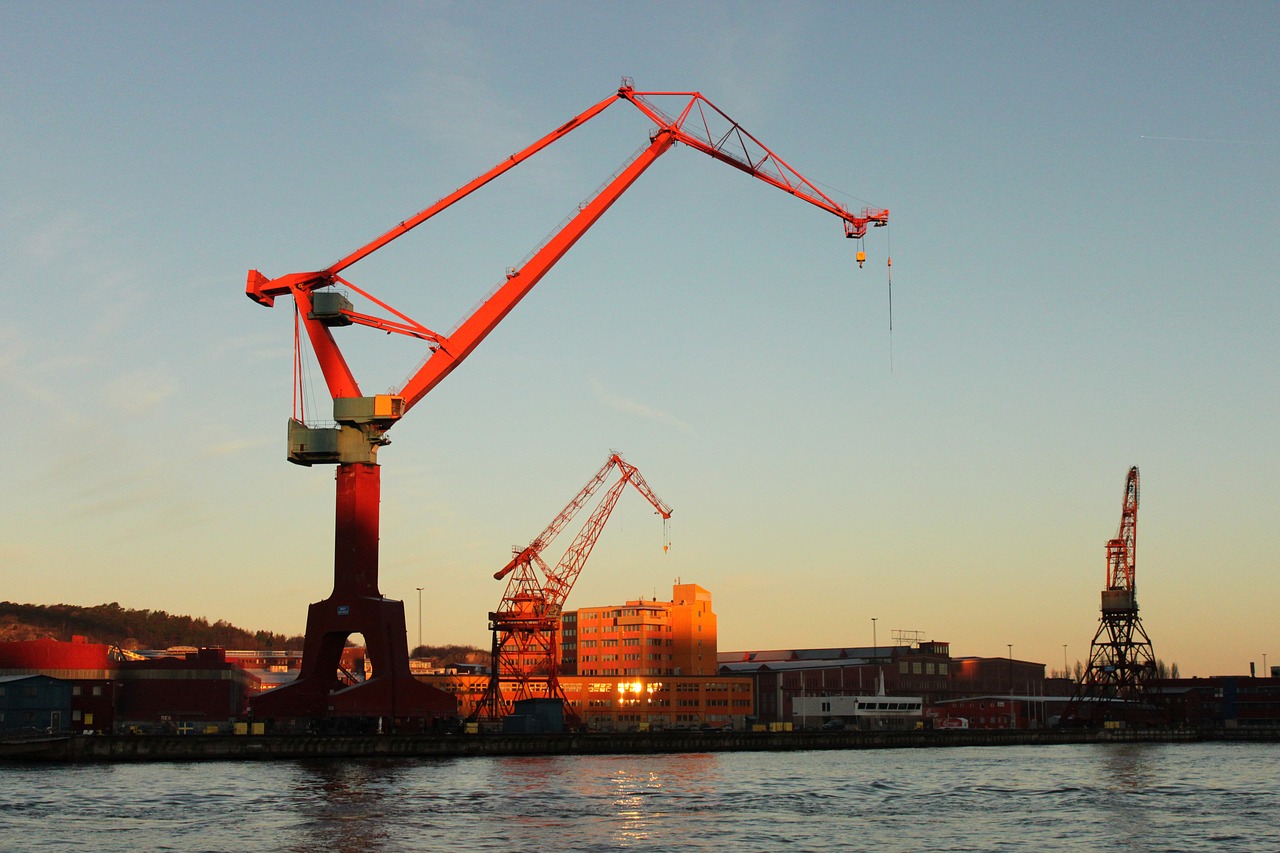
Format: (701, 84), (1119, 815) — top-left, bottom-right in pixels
(1, 743), (1278, 851)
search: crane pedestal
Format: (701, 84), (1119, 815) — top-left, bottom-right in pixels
(250, 463), (456, 728)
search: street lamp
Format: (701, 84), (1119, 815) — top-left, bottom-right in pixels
(415, 587), (424, 654)
(1007, 643), (1015, 730)
(1062, 645), (1068, 678)
(872, 617), (879, 695)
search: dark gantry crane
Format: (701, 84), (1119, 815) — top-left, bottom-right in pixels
(244, 79), (888, 727)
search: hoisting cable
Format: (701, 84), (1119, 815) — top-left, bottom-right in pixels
(292, 300), (322, 426)
(292, 304), (304, 422)
(886, 224), (894, 373)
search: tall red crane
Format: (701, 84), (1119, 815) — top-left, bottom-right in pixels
(476, 452), (671, 722)
(1105, 467), (1139, 595)
(245, 80), (888, 726)
(1066, 466), (1158, 724)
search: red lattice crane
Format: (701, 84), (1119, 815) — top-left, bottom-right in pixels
(1105, 466), (1139, 595)
(244, 80), (888, 727)
(476, 452), (671, 722)
(1066, 466), (1159, 724)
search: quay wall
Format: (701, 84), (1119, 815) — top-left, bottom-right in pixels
(7, 727), (1277, 763)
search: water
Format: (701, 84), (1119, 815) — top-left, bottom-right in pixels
(2, 743), (1277, 851)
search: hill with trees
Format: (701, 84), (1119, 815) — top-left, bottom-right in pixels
(0, 601), (489, 667)
(0, 601), (303, 650)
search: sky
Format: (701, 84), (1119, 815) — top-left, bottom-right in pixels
(2, 2), (1276, 678)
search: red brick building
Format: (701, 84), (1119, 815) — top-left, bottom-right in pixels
(0, 638), (257, 733)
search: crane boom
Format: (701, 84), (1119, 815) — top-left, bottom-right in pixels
(244, 90), (622, 309)
(397, 132), (675, 410)
(541, 454), (672, 611)
(1106, 466), (1140, 591)
(496, 453), (623, 581)
(247, 80), (888, 425)
(623, 88), (887, 237)
(495, 452), (672, 584)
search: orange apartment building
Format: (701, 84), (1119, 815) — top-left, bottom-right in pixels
(562, 582), (717, 678)
(419, 583), (753, 730)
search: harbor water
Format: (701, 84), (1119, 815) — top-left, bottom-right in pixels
(1, 742), (1277, 851)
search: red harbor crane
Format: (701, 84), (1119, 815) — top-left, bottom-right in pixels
(244, 79), (888, 727)
(475, 452), (671, 723)
(1065, 466), (1159, 724)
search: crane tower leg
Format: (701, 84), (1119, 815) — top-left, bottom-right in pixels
(250, 463), (456, 729)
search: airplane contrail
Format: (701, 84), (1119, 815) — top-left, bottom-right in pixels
(1140, 134), (1256, 144)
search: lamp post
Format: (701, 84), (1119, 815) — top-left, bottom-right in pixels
(872, 617), (879, 695)
(1007, 643), (1015, 729)
(415, 587), (424, 654)
(1062, 644), (1068, 679)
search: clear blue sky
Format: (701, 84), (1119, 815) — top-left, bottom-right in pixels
(3, 2), (1276, 677)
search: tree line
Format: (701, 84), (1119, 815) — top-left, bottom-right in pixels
(0, 601), (490, 661)
(0, 601), (304, 650)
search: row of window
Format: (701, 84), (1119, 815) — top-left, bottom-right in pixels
(857, 702), (922, 711)
(558, 713), (737, 725)
(0, 684), (106, 698)
(0, 685), (39, 697)
(898, 661), (949, 675)
(0, 711), (38, 723)
(578, 638), (674, 649)
(588, 697), (738, 709)
(579, 654), (672, 663)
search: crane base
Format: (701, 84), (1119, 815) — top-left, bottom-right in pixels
(251, 672), (456, 729)
(249, 594), (456, 729)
